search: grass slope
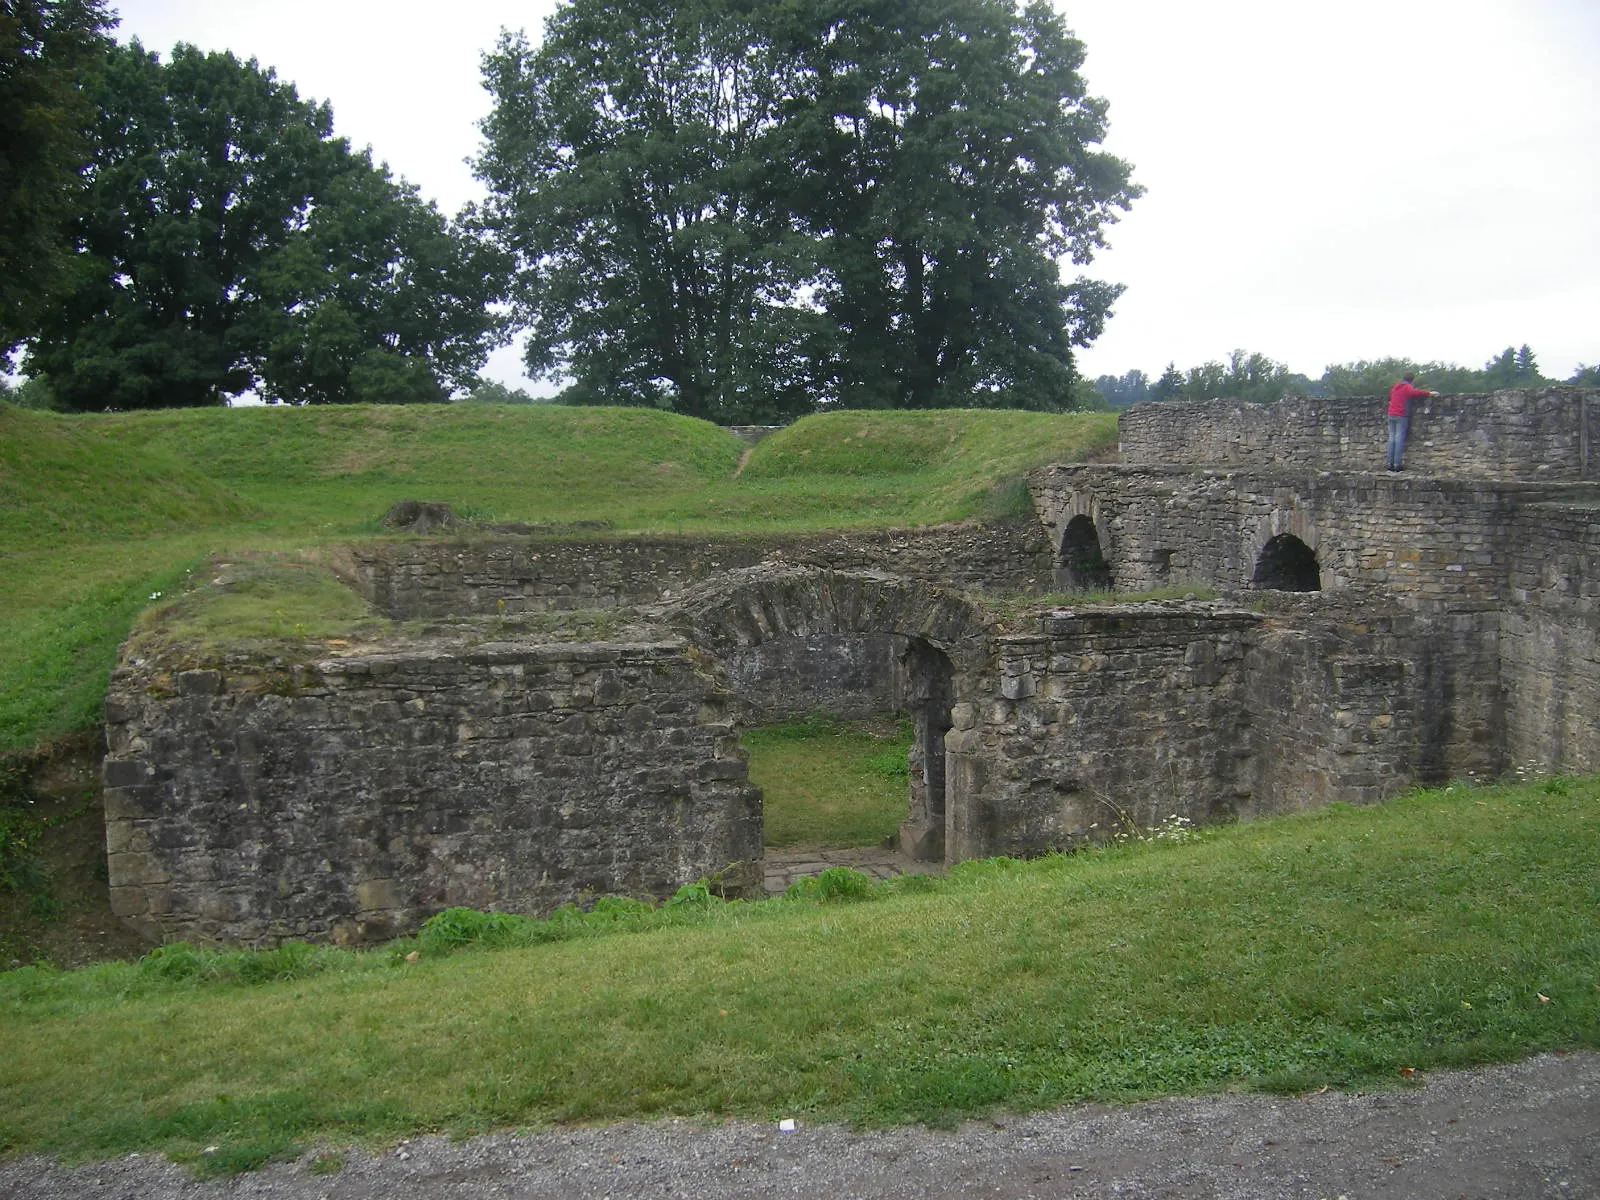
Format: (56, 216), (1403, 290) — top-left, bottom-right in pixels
(0, 403), (1115, 752)
(0, 777), (1595, 1172)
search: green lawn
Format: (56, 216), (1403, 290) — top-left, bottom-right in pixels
(0, 776), (1595, 1173)
(745, 717), (915, 848)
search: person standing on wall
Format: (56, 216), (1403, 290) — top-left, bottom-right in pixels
(1387, 372), (1438, 471)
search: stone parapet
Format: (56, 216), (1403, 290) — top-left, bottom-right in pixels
(1118, 388), (1598, 481)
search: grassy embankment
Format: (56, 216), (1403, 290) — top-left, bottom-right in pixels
(0, 774), (1595, 1173)
(0, 402), (1117, 753)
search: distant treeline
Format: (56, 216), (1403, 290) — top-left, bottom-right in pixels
(1091, 346), (1600, 409)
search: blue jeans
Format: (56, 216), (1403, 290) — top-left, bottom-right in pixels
(1386, 415), (1408, 470)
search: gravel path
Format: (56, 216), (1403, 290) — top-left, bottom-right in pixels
(3, 1051), (1595, 1199)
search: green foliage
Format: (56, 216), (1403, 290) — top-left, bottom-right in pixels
(0, 753), (50, 895)
(0, 0), (116, 361)
(0, 776), (1595, 1158)
(1177, 349), (1311, 404)
(457, 379), (545, 405)
(1107, 344), (1586, 405)
(21, 41), (504, 409)
(784, 866), (874, 903)
(476, 0), (1140, 420)
(1481, 344), (1543, 390)
(1320, 357), (1496, 398)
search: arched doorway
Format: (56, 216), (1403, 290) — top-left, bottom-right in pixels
(673, 567), (983, 866)
(1252, 534), (1320, 591)
(1056, 514), (1112, 593)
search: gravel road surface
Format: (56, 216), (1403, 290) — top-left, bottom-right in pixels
(3, 1051), (1594, 1199)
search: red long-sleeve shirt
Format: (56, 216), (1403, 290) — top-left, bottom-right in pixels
(1388, 380), (1429, 416)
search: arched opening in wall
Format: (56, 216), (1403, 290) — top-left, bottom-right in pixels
(732, 632), (956, 876)
(1056, 515), (1112, 593)
(1252, 534), (1321, 591)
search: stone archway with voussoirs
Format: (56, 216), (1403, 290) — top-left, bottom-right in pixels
(1250, 505), (1326, 592)
(668, 566), (991, 862)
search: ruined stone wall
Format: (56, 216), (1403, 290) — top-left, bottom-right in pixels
(1500, 500), (1600, 773)
(1238, 599), (1425, 810)
(1118, 389), (1598, 481)
(103, 641), (760, 946)
(332, 523), (1050, 620)
(719, 633), (904, 722)
(943, 607), (1258, 861)
(1031, 463), (1549, 607)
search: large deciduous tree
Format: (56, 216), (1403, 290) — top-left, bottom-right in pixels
(0, 0), (116, 362)
(24, 41), (505, 409)
(476, 0), (1139, 421)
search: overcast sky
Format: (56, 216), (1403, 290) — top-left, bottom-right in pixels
(110, 0), (1600, 389)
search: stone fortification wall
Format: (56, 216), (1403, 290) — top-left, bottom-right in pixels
(1031, 463), (1567, 608)
(103, 640), (760, 946)
(1118, 388), (1598, 481)
(943, 603), (1427, 862)
(945, 607), (1256, 860)
(1500, 499), (1600, 772)
(331, 523), (1050, 620)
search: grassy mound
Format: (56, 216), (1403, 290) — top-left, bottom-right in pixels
(0, 407), (255, 553)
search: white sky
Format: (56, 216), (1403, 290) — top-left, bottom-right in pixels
(110, 0), (1600, 389)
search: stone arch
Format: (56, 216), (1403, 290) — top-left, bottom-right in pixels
(669, 567), (988, 862)
(1252, 533), (1321, 591)
(1248, 505), (1326, 590)
(1055, 514), (1112, 593)
(670, 566), (988, 668)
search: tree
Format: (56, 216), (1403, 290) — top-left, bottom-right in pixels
(248, 154), (509, 405)
(477, 1), (820, 423)
(1092, 368), (1150, 408)
(772, 0), (1139, 412)
(1150, 362), (1184, 402)
(476, 0), (1139, 421)
(459, 379), (545, 404)
(1322, 357), (1484, 398)
(24, 41), (505, 409)
(1569, 363), (1600, 387)
(0, 0), (116, 362)
(1177, 349), (1299, 405)
(1481, 344), (1542, 390)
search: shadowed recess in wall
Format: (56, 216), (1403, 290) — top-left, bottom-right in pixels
(1253, 534), (1320, 592)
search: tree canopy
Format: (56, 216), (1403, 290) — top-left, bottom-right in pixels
(21, 41), (507, 409)
(476, 0), (1140, 422)
(1095, 344), (1594, 408)
(0, 0), (116, 363)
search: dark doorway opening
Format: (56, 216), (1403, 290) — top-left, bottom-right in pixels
(898, 637), (955, 862)
(1056, 515), (1112, 593)
(1252, 534), (1321, 591)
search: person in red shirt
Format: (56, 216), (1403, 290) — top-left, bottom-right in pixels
(1386, 372), (1437, 471)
